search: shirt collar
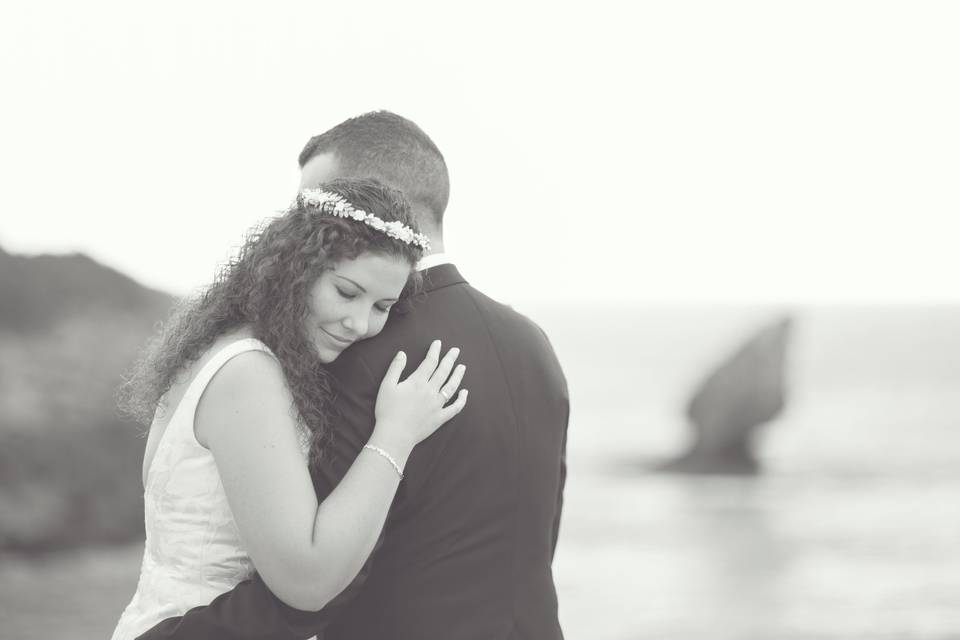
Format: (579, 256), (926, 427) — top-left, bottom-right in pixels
(416, 252), (451, 272)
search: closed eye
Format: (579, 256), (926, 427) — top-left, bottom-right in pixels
(336, 287), (357, 301)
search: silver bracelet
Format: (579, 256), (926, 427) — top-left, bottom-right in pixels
(363, 444), (404, 480)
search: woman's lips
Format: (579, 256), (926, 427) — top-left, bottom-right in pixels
(320, 326), (353, 347)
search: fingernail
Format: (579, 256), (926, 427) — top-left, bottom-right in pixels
(397, 351), (406, 360)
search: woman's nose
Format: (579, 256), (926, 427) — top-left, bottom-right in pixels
(342, 308), (369, 337)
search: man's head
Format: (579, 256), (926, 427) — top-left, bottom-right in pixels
(299, 111), (449, 243)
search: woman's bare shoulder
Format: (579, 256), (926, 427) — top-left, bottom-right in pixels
(194, 343), (294, 447)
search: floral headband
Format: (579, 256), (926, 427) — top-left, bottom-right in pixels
(297, 189), (431, 251)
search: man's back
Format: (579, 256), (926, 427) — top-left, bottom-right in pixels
(324, 264), (568, 640)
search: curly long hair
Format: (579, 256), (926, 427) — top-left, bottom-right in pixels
(120, 178), (424, 467)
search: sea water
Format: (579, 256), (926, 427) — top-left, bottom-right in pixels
(2, 305), (958, 639)
(541, 305), (960, 639)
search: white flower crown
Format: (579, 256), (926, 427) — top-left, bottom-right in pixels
(297, 189), (431, 251)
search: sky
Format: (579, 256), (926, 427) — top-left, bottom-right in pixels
(1, 1), (958, 304)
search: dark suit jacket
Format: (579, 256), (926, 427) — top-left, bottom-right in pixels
(137, 264), (569, 640)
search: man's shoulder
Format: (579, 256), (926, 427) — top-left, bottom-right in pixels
(326, 339), (388, 392)
(460, 285), (556, 346)
(328, 280), (559, 384)
(326, 307), (421, 392)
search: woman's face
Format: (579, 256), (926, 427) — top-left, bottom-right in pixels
(304, 252), (412, 363)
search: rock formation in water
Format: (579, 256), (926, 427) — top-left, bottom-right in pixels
(660, 316), (793, 475)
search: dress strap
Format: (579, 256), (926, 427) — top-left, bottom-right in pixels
(169, 338), (276, 445)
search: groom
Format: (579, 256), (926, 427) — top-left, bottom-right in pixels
(137, 111), (569, 640)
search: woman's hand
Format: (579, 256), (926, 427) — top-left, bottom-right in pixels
(373, 340), (468, 454)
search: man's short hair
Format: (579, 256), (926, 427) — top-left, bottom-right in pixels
(299, 111), (450, 228)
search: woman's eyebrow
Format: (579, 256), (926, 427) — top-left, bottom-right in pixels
(335, 275), (366, 292)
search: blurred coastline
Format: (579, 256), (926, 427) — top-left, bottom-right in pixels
(2, 303), (959, 639)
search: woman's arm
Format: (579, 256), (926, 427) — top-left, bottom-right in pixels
(196, 342), (466, 612)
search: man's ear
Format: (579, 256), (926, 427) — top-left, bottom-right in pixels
(299, 152), (340, 189)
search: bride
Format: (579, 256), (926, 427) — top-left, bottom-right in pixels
(111, 178), (467, 639)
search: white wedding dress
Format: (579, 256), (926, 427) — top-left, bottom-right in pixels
(111, 338), (310, 640)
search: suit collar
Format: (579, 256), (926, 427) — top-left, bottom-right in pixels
(396, 264), (465, 310)
(419, 263), (466, 293)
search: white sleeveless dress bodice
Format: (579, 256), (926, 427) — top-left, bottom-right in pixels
(112, 338), (309, 640)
